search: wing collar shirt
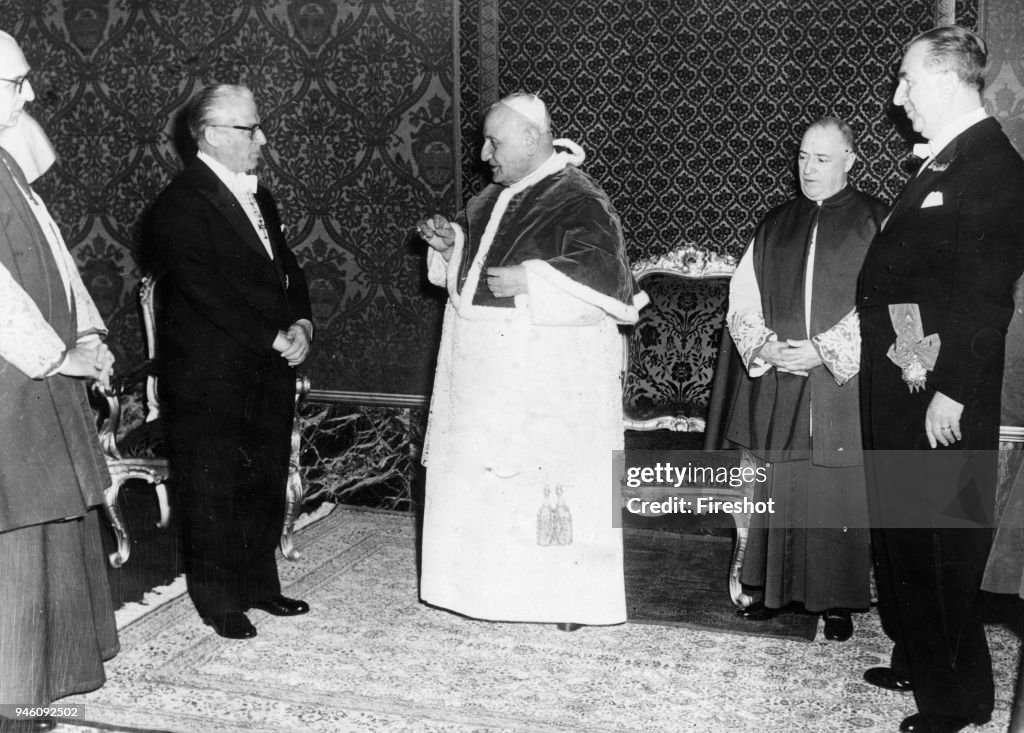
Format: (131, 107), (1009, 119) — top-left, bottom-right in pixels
(197, 150), (274, 260)
(195, 151), (314, 344)
(912, 106), (989, 169)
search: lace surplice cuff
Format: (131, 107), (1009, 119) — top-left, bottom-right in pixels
(812, 309), (860, 385)
(727, 311), (776, 374)
(0, 261), (68, 378)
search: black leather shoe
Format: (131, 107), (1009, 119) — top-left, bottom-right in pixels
(202, 611), (256, 639)
(251, 594), (310, 616)
(556, 623), (583, 632)
(899, 712), (991, 732)
(822, 609), (853, 641)
(738, 600), (778, 621)
(863, 666), (913, 691)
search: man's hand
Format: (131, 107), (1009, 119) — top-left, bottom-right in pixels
(758, 338), (822, 376)
(925, 390), (963, 448)
(416, 214), (456, 259)
(274, 322), (311, 367)
(485, 265), (528, 297)
(59, 341), (115, 390)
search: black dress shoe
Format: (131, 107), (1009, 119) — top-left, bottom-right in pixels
(202, 611), (257, 639)
(737, 600), (778, 621)
(251, 594), (310, 616)
(863, 666), (913, 691)
(822, 608), (853, 641)
(899, 712), (991, 732)
(556, 623), (583, 632)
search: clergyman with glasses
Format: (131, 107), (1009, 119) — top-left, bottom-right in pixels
(144, 84), (313, 640)
(0, 30), (119, 730)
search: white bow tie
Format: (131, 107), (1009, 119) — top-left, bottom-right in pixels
(912, 143), (933, 160)
(235, 173), (258, 194)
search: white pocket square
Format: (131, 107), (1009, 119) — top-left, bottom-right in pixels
(921, 191), (943, 208)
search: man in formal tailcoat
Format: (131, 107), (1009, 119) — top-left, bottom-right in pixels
(147, 84), (313, 639)
(858, 26), (1024, 733)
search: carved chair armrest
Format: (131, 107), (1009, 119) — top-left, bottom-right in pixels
(108, 357), (161, 396)
(91, 380), (124, 460)
(91, 357), (161, 461)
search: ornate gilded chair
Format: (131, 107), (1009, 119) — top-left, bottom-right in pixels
(95, 274), (310, 566)
(94, 275), (170, 567)
(621, 245), (754, 605)
(623, 245), (736, 437)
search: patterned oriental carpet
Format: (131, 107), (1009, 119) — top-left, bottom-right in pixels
(65, 506), (1021, 733)
(623, 528), (819, 641)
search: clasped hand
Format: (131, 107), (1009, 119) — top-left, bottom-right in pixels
(273, 323), (311, 367)
(758, 338), (823, 376)
(60, 340), (115, 390)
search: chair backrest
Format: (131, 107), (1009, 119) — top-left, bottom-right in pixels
(623, 246), (736, 431)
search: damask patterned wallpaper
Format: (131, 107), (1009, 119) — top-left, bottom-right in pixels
(981, 0), (1024, 156)
(458, 0), (979, 264)
(979, 0), (1024, 426)
(6, 0), (456, 395)
(5, 1), (987, 396)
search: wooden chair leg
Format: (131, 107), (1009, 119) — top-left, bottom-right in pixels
(280, 468), (305, 561)
(154, 482), (170, 529)
(103, 478), (131, 567)
(280, 375), (311, 561)
(729, 524), (754, 607)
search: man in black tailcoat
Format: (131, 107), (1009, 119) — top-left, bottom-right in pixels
(858, 26), (1024, 733)
(147, 84), (313, 640)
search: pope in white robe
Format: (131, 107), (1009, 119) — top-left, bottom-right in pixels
(416, 94), (646, 627)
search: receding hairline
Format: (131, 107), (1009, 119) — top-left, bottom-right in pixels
(904, 25), (988, 91)
(187, 83), (257, 143)
(803, 117), (857, 156)
(206, 84), (255, 118)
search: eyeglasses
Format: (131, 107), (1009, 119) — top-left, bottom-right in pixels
(0, 74), (30, 95)
(210, 123), (264, 140)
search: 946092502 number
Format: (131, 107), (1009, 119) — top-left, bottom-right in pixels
(0, 705), (83, 719)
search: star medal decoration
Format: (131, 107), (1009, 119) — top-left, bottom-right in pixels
(886, 303), (940, 393)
